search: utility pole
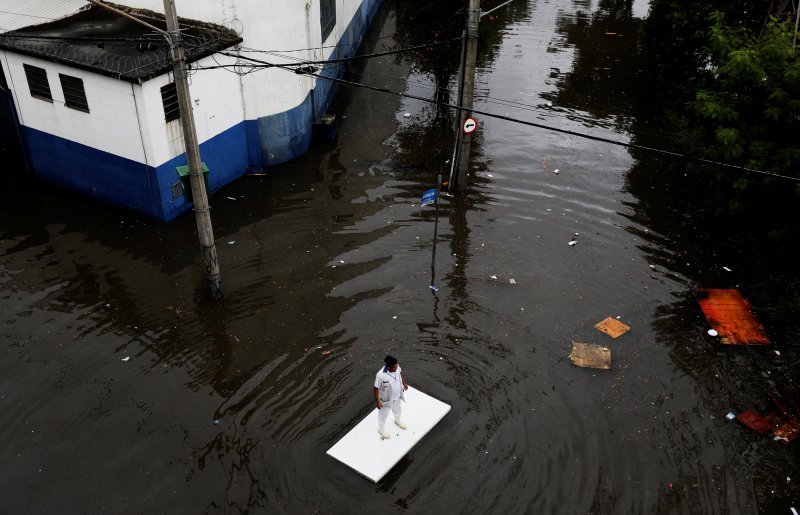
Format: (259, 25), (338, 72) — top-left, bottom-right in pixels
(454, 0), (481, 192)
(85, 0), (223, 299)
(163, 0), (223, 299)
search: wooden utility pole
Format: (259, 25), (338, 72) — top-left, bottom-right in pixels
(454, 0), (481, 192)
(163, 0), (223, 299)
(86, 0), (223, 299)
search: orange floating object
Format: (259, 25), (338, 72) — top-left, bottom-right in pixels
(693, 289), (770, 345)
(594, 317), (631, 339)
(736, 410), (772, 434)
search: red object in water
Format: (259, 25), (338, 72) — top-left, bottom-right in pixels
(693, 288), (770, 345)
(736, 410), (772, 434)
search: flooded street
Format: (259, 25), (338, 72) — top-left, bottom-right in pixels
(2, 0), (798, 512)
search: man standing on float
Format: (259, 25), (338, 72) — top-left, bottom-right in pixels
(373, 355), (408, 439)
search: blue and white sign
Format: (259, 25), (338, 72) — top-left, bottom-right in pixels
(421, 188), (437, 207)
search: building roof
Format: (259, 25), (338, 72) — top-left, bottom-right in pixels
(0, 3), (242, 83)
(0, 0), (87, 32)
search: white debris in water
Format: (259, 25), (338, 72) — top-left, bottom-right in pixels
(121, 356), (130, 362)
(490, 275), (498, 280)
(403, 112), (411, 118)
(509, 278), (516, 284)
(723, 266), (732, 272)
(568, 240), (577, 246)
(708, 329), (719, 337)
(227, 196), (236, 200)
(553, 169), (560, 174)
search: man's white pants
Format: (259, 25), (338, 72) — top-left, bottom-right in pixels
(378, 399), (402, 428)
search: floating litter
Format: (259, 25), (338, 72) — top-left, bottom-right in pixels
(553, 169), (560, 174)
(568, 240), (577, 246)
(227, 196), (236, 200)
(490, 275), (498, 280)
(726, 412), (736, 420)
(708, 329), (718, 337)
(121, 356), (130, 362)
(509, 278), (516, 284)
(723, 266), (732, 272)
(429, 284), (439, 292)
(403, 112), (411, 118)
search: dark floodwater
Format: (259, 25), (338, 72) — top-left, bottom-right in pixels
(2, 1), (799, 513)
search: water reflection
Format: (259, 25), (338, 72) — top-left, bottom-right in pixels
(2, 0), (799, 512)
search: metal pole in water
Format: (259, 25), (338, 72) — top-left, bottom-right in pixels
(163, 0), (224, 299)
(430, 174), (442, 290)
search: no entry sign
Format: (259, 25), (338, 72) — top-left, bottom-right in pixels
(463, 117), (478, 134)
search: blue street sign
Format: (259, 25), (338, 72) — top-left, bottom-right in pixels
(421, 188), (437, 207)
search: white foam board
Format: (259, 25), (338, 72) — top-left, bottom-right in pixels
(326, 386), (451, 483)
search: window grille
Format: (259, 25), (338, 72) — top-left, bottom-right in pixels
(23, 64), (52, 102)
(59, 74), (89, 112)
(161, 82), (180, 122)
(320, 0), (336, 42)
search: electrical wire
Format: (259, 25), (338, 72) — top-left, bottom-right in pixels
(197, 55), (800, 183)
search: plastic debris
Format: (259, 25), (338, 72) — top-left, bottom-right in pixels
(595, 317), (631, 339)
(726, 412), (736, 420)
(509, 278), (516, 284)
(708, 329), (719, 337)
(723, 266), (732, 272)
(121, 356), (130, 362)
(694, 289), (770, 345)
(775, 350), (781, 356)
(429, 284), (439, 292)
(553, 169), (560, 174)
(403, 112), (411, 118)
(213, 419), (220, 425)
(490, 275), (498, 280)
(568, 240), (577, 246)
(227, 196), (236, 200)
(570, 342), (611, 370)
(736, 411), (771, 433)
(228, 241), (235, 245)
(322, 350), (331, 356)
(790, 507), (798, 515)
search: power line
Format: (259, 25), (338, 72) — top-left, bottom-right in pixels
(0, 10), (58, 21)
(200, 55), (800, 183)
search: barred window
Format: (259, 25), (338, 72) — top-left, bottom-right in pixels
(23, 64), (52, 102)
(161, 82), (180, 122)
(59, 74), (89, 112)
(320, 0), (336, 42)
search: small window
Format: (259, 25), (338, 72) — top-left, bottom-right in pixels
(161, 82), (180, 122)
(23, 64), (52, 102)
(59, 74), (89, 112)
(320, 0), (336, 42)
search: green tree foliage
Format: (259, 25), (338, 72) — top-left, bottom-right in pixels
(694, 14), (800, 181)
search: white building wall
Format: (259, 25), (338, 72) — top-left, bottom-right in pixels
(137, 53), (246, 166)
(117, 0), (371, 119)
(1, 50), (246, 168)
(0, 50), (146, 163)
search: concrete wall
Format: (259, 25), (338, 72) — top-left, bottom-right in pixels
(0, 51), (145, 162)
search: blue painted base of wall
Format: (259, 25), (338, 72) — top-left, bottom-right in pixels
(14, 0), (384, 222)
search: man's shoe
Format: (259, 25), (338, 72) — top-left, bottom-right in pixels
(379, 426), (391, 439)
(395, 418), (407, 430)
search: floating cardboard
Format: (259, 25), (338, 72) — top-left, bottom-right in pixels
(594, 317), (630, 339)
(693, 289), (770, 345)
(570, 342), (611, 369)
(326, 386), (450, 483)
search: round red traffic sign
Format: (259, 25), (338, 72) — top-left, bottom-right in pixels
(463, 117), (478, 134)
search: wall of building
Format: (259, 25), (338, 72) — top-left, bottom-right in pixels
(0, 48), (251, 220)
